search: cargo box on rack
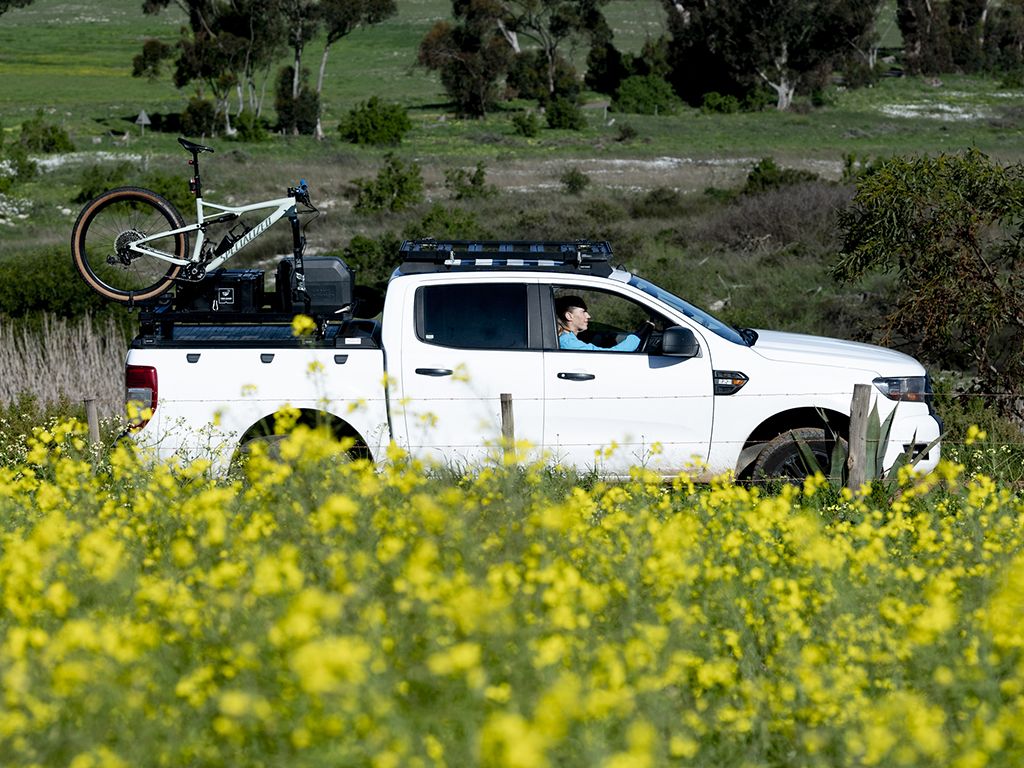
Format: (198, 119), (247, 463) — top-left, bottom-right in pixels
(174, 269), (265, 313)
(276, 256), (354, 316)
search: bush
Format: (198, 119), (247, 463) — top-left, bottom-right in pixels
(0, 246), (121, 319)
(545, 97), (586, 131)
(560, 166), (591, 195)
(507, 50), (579, 101)
(18, 110), (74, 153)
(404, 203), (489, 240)
(512, 111), (540, 138)
(615, 122), (638, 142)
(743, 157), (819, 194)
(275, 66), (319, 135)
(181, 97), (217, 138)
(233, 110), (268, 143)
(700, 92), (740, 114)
(353, 154), (424, 214)
(444, 162), (496, 200)
(335, 232), (403, 295)
(630, 187), (685, 219)
(0, 142), (36, 193)
(73, 162), (134, 203)
(612, 75), (681, 115)
(338, 97), (412, 146)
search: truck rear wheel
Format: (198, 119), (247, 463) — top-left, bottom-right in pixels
(751, 428), (845, 480)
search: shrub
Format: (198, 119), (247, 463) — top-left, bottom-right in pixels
(275, 66), (319, 135)
(233, 110), (268, 143)
(404, 203), (489, 240)
(630, 187), (685, 219)
(507, 50), (579, 101)
(612, 74), (681, 115)
(335, 232), (403, 294)
(700, 91), (740, 114)
(560, 166), (591, 195)
(181, 97), (217, 138)
(0, 142), (36, 193)
(444, 162), (496, 200)
(545, 97), (586, 131)
(338, 97), (412, 146)
(18, 109), (74, 153)
(615, 122), (637, 142)
(743, 157), (819, 194)
(512, 111), (539, 138)
(0, 246), (120, 319)
(353, 154), (424, 214)
(73, 162), (134, 203)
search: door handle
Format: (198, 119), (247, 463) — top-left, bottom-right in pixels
(415, 368), (453, 377)
(557, 372), (595, 381)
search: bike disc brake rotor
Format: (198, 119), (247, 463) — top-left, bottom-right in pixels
(112, 229), (146, 266)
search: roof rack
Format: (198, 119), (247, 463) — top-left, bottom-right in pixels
(398, 239), (615, 276)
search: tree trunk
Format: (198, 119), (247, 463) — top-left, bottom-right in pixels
(497, 18), (521, 53)
(314, 45), (331, 141)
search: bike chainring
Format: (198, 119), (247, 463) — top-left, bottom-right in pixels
(179, 262), (208, 282)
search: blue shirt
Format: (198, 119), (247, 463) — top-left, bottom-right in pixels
(559, 332), (640, 352)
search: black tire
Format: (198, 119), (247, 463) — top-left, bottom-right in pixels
(751, 427), (845, 481)
(71, 186), (188, 303)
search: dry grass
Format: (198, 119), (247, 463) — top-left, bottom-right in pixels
(0, 314), (128, 418)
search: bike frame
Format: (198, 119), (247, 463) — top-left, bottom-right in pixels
(129, 193), (300, 273)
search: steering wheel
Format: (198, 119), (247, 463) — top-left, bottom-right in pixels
(633, 319), (656, 351)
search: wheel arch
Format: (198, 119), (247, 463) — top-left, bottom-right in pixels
(735, 407), (849, 479)
(234, 408), (374, 462)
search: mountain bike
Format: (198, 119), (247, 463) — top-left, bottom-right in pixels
(71, 136), (316, 307)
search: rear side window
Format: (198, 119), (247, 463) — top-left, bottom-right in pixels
(418, 283), (529, 349)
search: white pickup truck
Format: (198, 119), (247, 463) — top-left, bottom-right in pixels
(125, 240), (942, 479)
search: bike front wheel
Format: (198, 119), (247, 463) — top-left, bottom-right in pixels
(71, 186), (189, 303)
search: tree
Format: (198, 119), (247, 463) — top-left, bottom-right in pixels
(0, 0), (33, 13)
(419, 0), (512, 117)
(661, 0), (879, 110)
(495, 0), (608, 96)
(833, 150), (1024, 422)
(896, 0), (954, 74)
(314, 0), (398, 139)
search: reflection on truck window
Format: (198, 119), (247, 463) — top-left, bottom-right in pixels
(418, 283), (529, 349)
(628, 275), (747, 345)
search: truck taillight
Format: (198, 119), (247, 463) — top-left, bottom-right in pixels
(125, 365), (158, 430)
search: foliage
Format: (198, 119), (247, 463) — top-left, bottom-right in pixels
(560, 165), (590, 194)
(511, 110), (540, 137)
(233, 110), (268, 142)
(276, 66), (319, 135)
(418, 3), (512, 118)
(630, 187), (684, 219)
(181, 97), (217, 138)
(545, 96), (585, 130)
(507, 49), (579, 100)
(4, 424), (1024, 765)
(0, 246), (119, 319)
(743, 157), (819, 194)
(403, 202), (489, 240)
(444, 162), (496, 200)
(0, 0), (34, 14)
(700, 91), (741, 114)
(612, 74), (681, 115)
(614, 121), (637, 142)
(132, 37), (173, 80)
(834, 150), (1024, 422)
(18, 109), (73, 153)
(338, 97), (411, 146)
(352, 153), (424, 213)
(0, 138), (35, 193)
(335, 231), (403, 294)
(72, 162), (136, 204)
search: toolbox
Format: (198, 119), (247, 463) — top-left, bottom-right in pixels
(276, 256), (354, 316)
(174, 269), (266, 313)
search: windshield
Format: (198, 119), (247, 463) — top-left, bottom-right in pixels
(628, 275), (748, 345)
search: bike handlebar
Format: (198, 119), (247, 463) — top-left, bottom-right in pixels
(290, 179), (312, 206)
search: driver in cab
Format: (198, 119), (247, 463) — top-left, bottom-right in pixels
(556, 295), (642, 352)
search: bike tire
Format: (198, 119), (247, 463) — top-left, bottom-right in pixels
(71, 186), (189, 304)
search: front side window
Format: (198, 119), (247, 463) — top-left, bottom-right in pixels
(551, 286), (666, 352)
(418, 283), (529, 349)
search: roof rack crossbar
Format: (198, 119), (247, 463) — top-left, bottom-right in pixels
(399, 239), (613, 266)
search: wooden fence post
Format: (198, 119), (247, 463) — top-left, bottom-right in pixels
(84, 398), (101, 446)
(847, 384), (871, 492)
(500, 393), (515, 456)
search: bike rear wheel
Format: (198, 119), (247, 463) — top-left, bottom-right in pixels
(71, 186), (189, 303)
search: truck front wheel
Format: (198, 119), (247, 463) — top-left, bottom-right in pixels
(751, 428), (845, 480)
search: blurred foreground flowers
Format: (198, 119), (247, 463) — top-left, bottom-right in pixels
(2, 420), (1024, 766)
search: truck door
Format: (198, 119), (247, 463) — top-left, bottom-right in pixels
(542, 285), (714, 476)
(396, 279), (545, 466)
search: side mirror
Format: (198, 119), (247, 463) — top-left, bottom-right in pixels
(662, 326), (700, 358)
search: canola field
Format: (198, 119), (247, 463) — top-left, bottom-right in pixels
(2, 420), (1024, 767)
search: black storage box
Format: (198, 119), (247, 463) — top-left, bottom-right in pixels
(277, 256), (354, 316)
(175, 269), (265, 313)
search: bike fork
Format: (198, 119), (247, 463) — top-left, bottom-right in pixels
(288, 209), (311, 314)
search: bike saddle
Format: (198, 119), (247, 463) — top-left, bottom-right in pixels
(177, 137), (215, 154)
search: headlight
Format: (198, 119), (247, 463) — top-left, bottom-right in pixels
(872, 376), (931, 403)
